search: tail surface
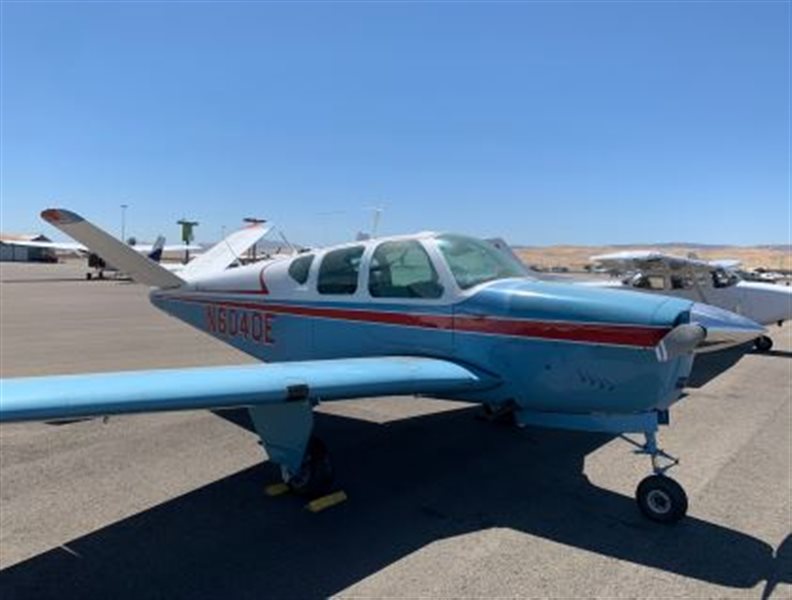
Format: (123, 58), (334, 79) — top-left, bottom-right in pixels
(147, 235), (166, 262)
(41, 209), (185, 289)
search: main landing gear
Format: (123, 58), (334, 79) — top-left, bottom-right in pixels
(279, 435), (335, 497)
(621, 431), (688, 524)
(754, 335), (773, 352)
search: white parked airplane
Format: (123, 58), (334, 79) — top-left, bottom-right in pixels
(2, 236), (201, 279)
(588, 251), (791, 352)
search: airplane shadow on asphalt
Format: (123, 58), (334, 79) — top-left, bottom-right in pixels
(686, 344), (751, 388)
(1, 404), (789, 599)
(0, 277), (93, 284)
(758, 349), (792, 359)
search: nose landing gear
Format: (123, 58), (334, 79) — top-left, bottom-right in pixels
(621, 431), (688, 524)
(754, 335), (773, 352)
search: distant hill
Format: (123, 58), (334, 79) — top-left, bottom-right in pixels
(514, 243), (791, 271)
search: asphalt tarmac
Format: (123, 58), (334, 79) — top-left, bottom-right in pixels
(1, 261), (790, 599)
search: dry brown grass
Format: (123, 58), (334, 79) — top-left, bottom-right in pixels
(515, 245), (791, 272)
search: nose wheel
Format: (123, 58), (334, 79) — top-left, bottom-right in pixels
(636, 474), (688, 523)
(621, 431), (688, 524)
(754, 335), (773, 352)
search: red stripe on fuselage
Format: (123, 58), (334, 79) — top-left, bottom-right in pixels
(453, 316), (667, 346)
(164, 294), (669, 347)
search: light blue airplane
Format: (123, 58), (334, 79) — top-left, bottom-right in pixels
(0, 209), (765, 524)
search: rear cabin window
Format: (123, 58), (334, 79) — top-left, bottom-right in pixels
(317, 246), (365, 295)
(369, 240), (443, 299)
(288, 254), (313, 285)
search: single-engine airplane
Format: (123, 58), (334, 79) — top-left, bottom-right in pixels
(589, 251), (791, 352)
(0, 210), (766, 524)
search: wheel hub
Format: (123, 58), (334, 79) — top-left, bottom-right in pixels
(646, 489), (672, 515)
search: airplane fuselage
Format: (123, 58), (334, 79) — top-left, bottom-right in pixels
(151, 234), (710, 418)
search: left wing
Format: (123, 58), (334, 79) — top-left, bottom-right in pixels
(0, 357), (489, 423)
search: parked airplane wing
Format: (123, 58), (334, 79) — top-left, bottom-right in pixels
(0, 239), (87, 254)
(0, 357), (488, 423)
(179, 222), (272, 280)
(1, 236), (200, 257)
(41, 209), (185, 288)
(155, 244), (203, 253)
(591, 251), (734, 273)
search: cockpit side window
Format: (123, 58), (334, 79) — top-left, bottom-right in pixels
(712, 268), (739, 288)
(435, 234), (525, 290)
(630, 274), (666, 290)
(369, 240), (443, 299)
(318, 246), (365, 295)
(288, 254), (314, 285)
(670, 274), (693, 290)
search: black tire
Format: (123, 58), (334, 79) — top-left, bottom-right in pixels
(86, 272), (92, 280)
(636, 475), (688, 524)
(281, 436), (334, 497)
(754, 336), (773, 352)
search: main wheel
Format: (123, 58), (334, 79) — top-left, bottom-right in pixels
(280, 436), (334, 497)
(636, 475), (688, 524)
(754, 336), (773, 352)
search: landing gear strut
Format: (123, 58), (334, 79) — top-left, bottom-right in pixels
(621, 431), (688, 524)
(280, 435), (334, 497)
(754, 335), (773, 352)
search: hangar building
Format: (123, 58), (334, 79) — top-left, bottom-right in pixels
(0, 234), (57, 262)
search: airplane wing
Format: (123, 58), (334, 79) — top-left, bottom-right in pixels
(0, 357), (488, 423)
(179, 222), (272, 280)
(133, 243), (202, 253)
(592, 251), (717, 273)
(711, 259), (742, 270)
(0, 239), (87, 254)
(1, 235), (199, 257)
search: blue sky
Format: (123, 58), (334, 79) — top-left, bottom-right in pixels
(1, 1), (789, 246)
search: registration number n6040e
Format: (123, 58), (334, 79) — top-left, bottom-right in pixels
(205, 305), (275, 345)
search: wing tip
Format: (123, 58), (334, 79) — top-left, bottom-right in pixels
(41, 208), (83, 225)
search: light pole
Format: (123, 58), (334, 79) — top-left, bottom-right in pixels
(120, 204), (129, 242)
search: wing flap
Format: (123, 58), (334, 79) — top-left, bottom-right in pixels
(0, 357), (488, 423)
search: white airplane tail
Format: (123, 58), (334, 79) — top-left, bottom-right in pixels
(147, 235), (166, 263)
(41, 209), (185, 289)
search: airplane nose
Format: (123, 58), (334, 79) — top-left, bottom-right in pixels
(690, 302), (766, 350)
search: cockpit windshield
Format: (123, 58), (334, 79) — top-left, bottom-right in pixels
(435, 234), (526, 290)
